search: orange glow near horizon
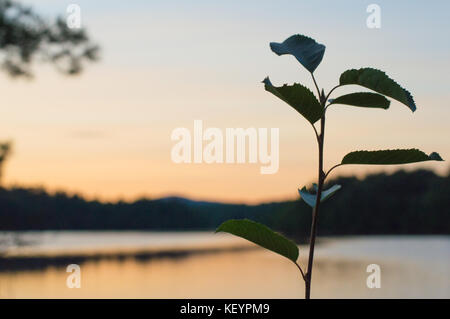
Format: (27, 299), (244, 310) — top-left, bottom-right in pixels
(1, 66), (449, 204)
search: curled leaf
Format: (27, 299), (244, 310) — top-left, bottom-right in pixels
(298, 184), (342, 208)
(270, 34), (325, 73)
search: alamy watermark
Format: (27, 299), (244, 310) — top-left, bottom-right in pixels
(366, 4), (381, 29)
(366, 264), (381, 288)
(171, 120), (279, 174)
(66, 4), (81, 29)
(66, 264), (81, 288)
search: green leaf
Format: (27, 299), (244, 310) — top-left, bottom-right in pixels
(341, 149), (444, 165)
(216, 219), (299, 262)
(329, 92), (390, 109)
(298, 187), (316, 207)
(270, 34), (325, 73)
(263, 77), (323, 124)
(339, 68), (416, 112)
(298, 184), (342, 208)
(321, 184), (342, 202)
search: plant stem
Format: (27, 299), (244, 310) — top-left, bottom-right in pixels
(311, 73), (321, 99)
(304, 101), (326, 299)
(295, 262), (306, 281)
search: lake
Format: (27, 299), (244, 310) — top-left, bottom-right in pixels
(0, 232), (448, 298)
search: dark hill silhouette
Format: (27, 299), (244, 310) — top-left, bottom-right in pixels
(0, 168), (448, 237)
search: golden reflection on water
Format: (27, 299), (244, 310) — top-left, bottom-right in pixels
(0, 248), (441, 298)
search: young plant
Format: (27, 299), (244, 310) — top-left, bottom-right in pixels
(216, 34), (443, 299)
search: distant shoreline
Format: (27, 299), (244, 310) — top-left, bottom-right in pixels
(1, 169), (449, 236)
(0, 244), (255, 272)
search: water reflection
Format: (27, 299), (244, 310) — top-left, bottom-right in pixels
(0, 234), (449, 298)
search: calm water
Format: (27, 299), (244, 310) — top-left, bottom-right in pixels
(0, 232), (448, 298)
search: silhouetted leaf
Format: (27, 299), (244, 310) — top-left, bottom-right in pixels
(263, 77), (323, 124)
(339, 68), (416, 112)
(270, 34), (325, 73)
(216, 219), (298, 262)
(299, 184), (342, 208)
(341, 149), (443, 165)
(329, 92), (390, 109)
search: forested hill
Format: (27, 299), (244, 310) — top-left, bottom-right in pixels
(0, 169), (448, 237)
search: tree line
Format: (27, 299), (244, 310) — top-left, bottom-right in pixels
(0, 168), (448, 237)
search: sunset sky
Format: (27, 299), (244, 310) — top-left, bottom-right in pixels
(2, 0), (449, 203)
